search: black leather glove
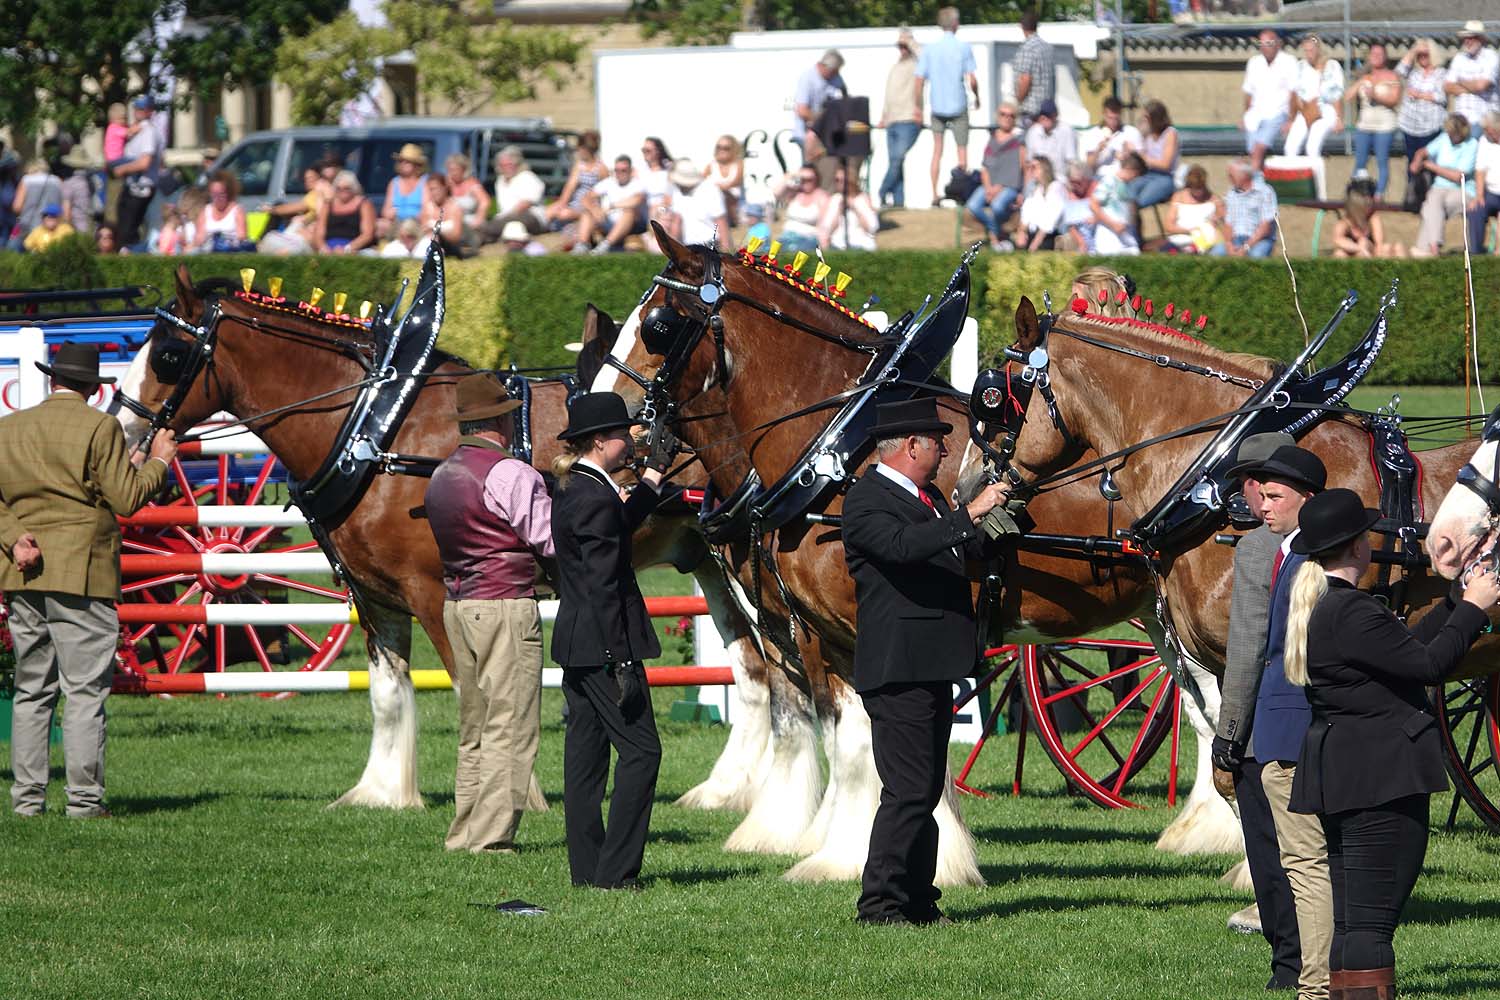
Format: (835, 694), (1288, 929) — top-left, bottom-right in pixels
(645, 424), (681, 473)
(612, 660), (647, 716)
(1210, 735), (1243, 774)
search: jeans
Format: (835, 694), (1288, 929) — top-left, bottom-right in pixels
(1212, 232), (1276, 258)
(1352, 129), (1395, 197)
(879, 122), (921, 208)
(965, 185), (1019, 239)
(1132, 170), (1176, 210)
(1323, 794), (1429, 972)
(1469, 189), (1500, 253)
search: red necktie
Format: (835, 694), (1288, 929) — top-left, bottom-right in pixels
(1271, 548), (1285, 586)
(918, 490), (937, 514)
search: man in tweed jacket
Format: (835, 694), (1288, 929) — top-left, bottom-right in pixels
(1, 343), (176, 817)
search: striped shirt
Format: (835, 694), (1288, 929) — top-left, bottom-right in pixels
(1224, 176), (1277, 240)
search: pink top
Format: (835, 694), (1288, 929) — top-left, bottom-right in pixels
(483, 461), (555, 557)
(104, 123), (128, 162)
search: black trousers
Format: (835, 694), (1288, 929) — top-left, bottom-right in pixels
(561, 663), (661, 887)
(1323, 793), (1429, 972)
(115, 188), (154, 247)
(1236, 758), (1302, 985)
(858, 681), (952, 921)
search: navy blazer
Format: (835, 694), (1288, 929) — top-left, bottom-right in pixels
(549, 464), (662, 668)
(841, 466), (989, 693)
(1251, 548), (1313, 764)
(1290, 579), (1489, 815)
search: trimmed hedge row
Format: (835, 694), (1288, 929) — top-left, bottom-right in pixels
(4, 243), (1496, 385)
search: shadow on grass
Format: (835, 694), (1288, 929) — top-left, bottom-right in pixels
(111, 792), (225, 815)
(1403, 895), (1500, 925)
(647, 866), (746, 886)
(1402, 961), (1500, 996)
(950, 890), (1226, 922)
(969, 822), (1161, 846)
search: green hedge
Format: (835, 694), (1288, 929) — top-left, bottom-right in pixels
(4, 244), (1496, 385)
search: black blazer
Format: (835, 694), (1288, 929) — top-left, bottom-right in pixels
(549, 464), (662, 668)
(841, 466), (988, 693)
(1290, 578), (1489, 816)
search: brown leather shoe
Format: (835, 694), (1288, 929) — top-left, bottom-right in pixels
(1328, 969), (1346, 1000)
(1343, 967), (1395, 1000)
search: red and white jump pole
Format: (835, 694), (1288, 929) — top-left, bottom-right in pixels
(113, 665), (734, 695)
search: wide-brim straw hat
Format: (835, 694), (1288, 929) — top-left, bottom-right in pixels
(668, 159), (701, 189)
(394, 143), (429, 169)
(1459, 20), (1487, 39)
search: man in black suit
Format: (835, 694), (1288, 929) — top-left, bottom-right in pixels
(842, 397), (1010, 925)
(550, 392), (670, 890)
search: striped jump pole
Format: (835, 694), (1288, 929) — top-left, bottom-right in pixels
(112, 665), (734, 695)
(114, 595), (712, 626)
(119, 506), (307, 528)
(175, 433), (269, 458)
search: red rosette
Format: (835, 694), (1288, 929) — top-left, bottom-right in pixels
(1070, 296), (1089, 314)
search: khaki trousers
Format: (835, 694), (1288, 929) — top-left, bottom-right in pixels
(443, 598), (543, 852)
(1262, 760), (1334, 1000)
(8, 591), (119, 817)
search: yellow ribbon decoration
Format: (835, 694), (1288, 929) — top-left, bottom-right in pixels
(359, 300), (373, 319)
(813, 262), (831, 285)
(791, 250), (808, 274)
(746, 236), (764, 255)
(835, 272), (852, 293)
(333, 292), (348, 314)
(768, 240), (781, 261)
(308, 287), (324, 308)
(268, 276), (283, 298)
(239, 268), (255, 293)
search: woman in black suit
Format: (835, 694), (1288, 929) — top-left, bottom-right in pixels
(550, 392), (670, 890)
(1283, 489), (1500, 999)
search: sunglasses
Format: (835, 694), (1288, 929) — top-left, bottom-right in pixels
(998, 112), (1016, 118)
(799, 176), (817, 184)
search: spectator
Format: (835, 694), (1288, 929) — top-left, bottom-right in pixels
(1347, 43), (1402, 198)
(1164, 164), (1226, 254)
(1411, 113), (1479, 257)
(486, 145), (547, 240)
(1092, 151), (1142, 255)
(380, 143), (430, 240)
(156, 203), (187, 256)
(1025, 98), (1077, 180)
(9, 158), (62, 251)
(1071, 266), (1136, 317)
(174, 188), (206, 250)
(819, 165), (879, 250)
(1468, 110), (1500, 254)
(1243, 29), (1298, 174)
(113, 96), (163, 247)
(1446, 22), (1500, 128)
(500, 219), (546, 257)
(576, 154), (647, 254)
(191, 171), (248, 253)
(22, 204), (75, 252)
(1217, 157), (1278, 257)
(665, 159), (727, 249)
(445, 154), (491, 233)
(420, 174), (466, 256)
(704, 135), (744, 226)
(792, 50), (848, 187)
(1397, 38), (1450, 203)
(259, 166), (326, 256)
(93, 221), (123, 255)
(1333, 181), (1404, 258)
(380, 218), (428, 259)
(1059, 160), (1096, 252)
(545, 129), (606, 232)
(0, 144), (19, 242)
(1012, 10), (1055, 124)
(1133, 100), (1180, 211)
(639, 136), (674, 213)
(1018, 157), (1065, 251)
(101, 102), (134, 223)
(878, 28), (922, 208)
(967, 104), (1026, 250)
(777, 166), (828, 253)
(917, 8), (979, 206)
(1082, 96), (1142, 179)
(315, 169), (376, 255)
(742, 202), (772, 247)
(1286, 34), (1344, 158)
(59, 151), (93, 238)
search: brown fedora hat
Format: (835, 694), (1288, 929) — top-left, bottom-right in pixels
(455, 372), (521, 422)
(36, 342), (115, 385)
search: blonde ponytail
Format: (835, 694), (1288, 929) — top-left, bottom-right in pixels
(1283, 560), (1329, 687)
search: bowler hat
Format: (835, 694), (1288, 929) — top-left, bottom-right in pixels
(557, 391), (640, 441)
(867, 398), (953, 440)
(1227, 444), (1326, 493)
(1230, 431), (1295, 478)
(454, 372), (521, 422)
(1290, 488), (1381, 556)
(36, 342), (115, 385)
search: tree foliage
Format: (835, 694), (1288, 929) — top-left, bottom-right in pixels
(163, 0), (347, 107)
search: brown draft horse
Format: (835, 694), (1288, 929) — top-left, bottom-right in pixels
(110, 266), (772, 811)
(607, 230), (1181, 884)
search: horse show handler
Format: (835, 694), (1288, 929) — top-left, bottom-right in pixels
(842, 398), (1009, 925)
(1284, 489), (1500, 1000)
(424, 373), (554, 854)
(2, 343), (178, 818)
(1213, 432), (1301, 984)
(549, 392), (674, 890)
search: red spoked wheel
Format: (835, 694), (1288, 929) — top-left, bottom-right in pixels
(953, 645), (1026, 798)
(1022, 625), (1181, 808)
(119, 452), (354, 692)
(1433, 676), (1500, 832)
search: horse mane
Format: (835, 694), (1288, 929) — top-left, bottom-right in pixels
(1054, 306), (1278, 382)
(720, 248), (888, 347)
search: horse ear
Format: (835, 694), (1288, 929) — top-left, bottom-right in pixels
(174, 265), (202, 321)
(1014, 296), (1042, 350)
(651, 220), (696, 272)
(576, 303), (614, 389)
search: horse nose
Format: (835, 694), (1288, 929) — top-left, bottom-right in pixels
(1427, 528), (1458, 578)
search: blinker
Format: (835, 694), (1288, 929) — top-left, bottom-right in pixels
(642, 305), (691, 356)
(1483, 403), (1500, 441)
(150, 340), (191, 383)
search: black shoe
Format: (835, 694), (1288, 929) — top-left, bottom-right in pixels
(855, 911), (911, 926)
(1266, 974), (1298, 991)
(907, 906), (955, 926)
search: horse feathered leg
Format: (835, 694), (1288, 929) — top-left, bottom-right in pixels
(330, 604), (422, 809)
(723, 661), (822, 853)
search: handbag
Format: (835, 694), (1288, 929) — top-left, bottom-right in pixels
(1402, 168), (1432, 214)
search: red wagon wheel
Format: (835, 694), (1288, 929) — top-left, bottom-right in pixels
(1022, 626), (1181, 809)
(119, 451), (353, 688)
(1432, 676), (1500, 832)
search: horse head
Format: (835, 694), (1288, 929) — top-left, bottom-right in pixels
(1004, 296), (1092, 480)
(1426, 404), (1500, 580)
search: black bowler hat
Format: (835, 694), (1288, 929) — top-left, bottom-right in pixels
(36, 342), (116, 385)
(1291, 488), (1381, 556)
(1227, 444), (1326, 494)
(557, 391), (641, 441)
(867, 397), (954, 440)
